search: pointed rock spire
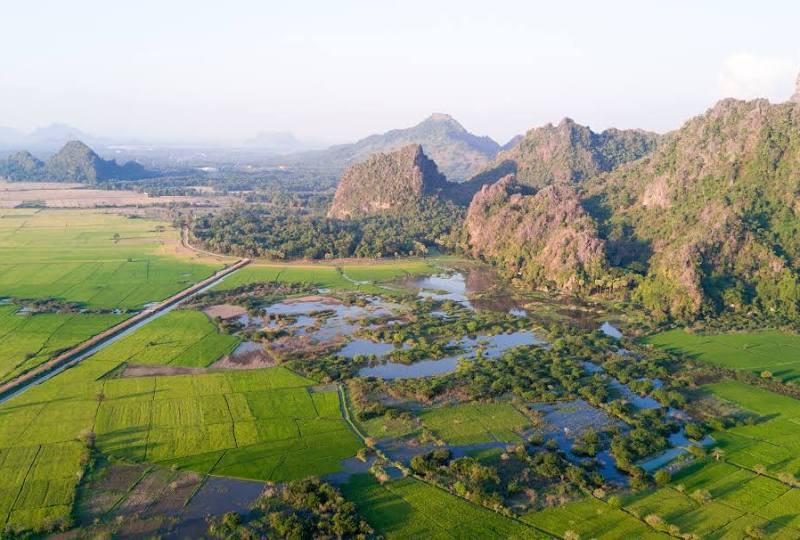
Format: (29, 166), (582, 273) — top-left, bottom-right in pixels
(792, 72), (800, 103)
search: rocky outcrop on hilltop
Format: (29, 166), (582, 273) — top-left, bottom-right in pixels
(465, 176), (608, 293)
(327, 144), (449, 219)
(466, 119), (659, 189)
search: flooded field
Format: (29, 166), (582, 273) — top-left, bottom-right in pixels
(358, 330), (542, 379)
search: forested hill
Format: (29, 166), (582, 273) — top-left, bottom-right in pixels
(0, 140), (153, 182)
(285, 113), (501, 181)
(464, 118), (660, 190)
(469, 97), (800, 324)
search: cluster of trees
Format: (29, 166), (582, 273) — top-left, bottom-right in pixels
(207, 478), (376, 540)
(409, 442), (605, 515)
(190, 200), (464, 260)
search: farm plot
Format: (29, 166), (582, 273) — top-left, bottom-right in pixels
(213, 259), (439, 293)
(417, 402), (532, 445)
(645, 329), (800, 383)
(523, 496), (667, 539)
(90, 309), (239, 368)
(0, 305), (124, 383)
(0, 441), (87, 534)
(0, 209), (218, 309)
(340, 260), (437, 283)
(0, 347), (360, 532)
(213, 264), (353, 291)
(96, 370), (361, 481)
(341, 474), (544, 539)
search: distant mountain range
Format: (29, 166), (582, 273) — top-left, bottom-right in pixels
(0, 141), (153, 183)
(243, 131), (312, 154)
(288, 113), (503, 181)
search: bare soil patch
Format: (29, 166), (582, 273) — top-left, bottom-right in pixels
(203, 303), (248, 319)
(120, 364), (211, 377)
(0, 181), (215, 208)
(283, 295), (343, 305)
(212, 349), (276, 369)
(115, 468), (174, 516)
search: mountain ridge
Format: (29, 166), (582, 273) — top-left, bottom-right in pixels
(288, 114), (501, 181)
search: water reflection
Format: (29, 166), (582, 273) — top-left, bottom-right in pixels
(358, 330), (542, 379)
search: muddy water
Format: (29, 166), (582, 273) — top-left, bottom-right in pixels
(161, 476), (265, 539)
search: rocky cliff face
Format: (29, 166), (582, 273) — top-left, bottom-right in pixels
(465, 176), (607, 293)
(464, 98), (800, 323)
(466, 119), (659, 189)
(328, 144), (449, 219)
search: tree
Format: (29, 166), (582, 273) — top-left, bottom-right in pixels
(654, 469), (671, 487)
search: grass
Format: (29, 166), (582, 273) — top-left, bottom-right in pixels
(645, 329), (800, 383)
(213, 258), (441, 293)
(0, 312), (362, 532)
(0, 305), (125, 384)
(341, 474), (545, 539)
(0, 209), (222, 384)
(417, 402), (531, 445)
(0, 209), (219, 310)
(90, 309), (239, 368)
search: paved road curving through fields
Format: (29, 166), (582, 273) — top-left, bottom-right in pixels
(0, 258), (250, 404)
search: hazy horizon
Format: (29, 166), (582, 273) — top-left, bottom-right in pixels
(2, 0), (799, 146)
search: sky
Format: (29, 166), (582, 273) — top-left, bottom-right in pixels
(1, 0), (799, 145)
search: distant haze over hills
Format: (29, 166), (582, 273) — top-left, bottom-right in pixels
(284, 113), (504, 182)
(0, 140), (153, 183)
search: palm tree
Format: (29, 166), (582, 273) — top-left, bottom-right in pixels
(711, 447), (725, 461)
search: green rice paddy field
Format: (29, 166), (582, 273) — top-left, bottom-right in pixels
(0, 308), (361, 532)
(416, 402), (532, 445)
(341, 474), (546, 539)
(645, 329), (800, 383)
(214, 259), (440, 294)
(0, 209), (222, 383)
(0, 209), (219, 309)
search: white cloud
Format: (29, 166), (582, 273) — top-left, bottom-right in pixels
(718, 53), (798, 101)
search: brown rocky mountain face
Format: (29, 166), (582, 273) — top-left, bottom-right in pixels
(466, 97), (800, 323)
(464, 119), (659, 190)
(327, 144), (449, 219)
(465, 176), (608, 293)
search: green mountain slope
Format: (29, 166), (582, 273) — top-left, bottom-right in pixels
(0, 140), (152, 182)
